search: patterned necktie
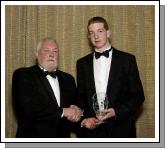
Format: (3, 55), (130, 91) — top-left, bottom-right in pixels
(95, 48), (112, 59)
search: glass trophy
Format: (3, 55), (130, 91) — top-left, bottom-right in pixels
(92, 92), (108, 121)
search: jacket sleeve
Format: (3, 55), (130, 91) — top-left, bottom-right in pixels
(12, 69), (63, 126)
(76, 60), (86, 109)
(114, 55), (145, 120)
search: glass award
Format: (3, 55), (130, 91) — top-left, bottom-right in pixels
(92, 92), (108, 121)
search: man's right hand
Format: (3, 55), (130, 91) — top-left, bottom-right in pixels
(63, 105), (82, 122)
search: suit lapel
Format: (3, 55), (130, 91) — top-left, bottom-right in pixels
(34, 65), (59, 106)
(106, 49), (120, 97)
(55, 70), (63, 107)
(42, 77), (59, 106)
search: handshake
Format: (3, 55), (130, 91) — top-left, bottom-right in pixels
(63, 105), (83, 122)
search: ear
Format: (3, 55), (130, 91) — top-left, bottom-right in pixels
(107, 30), (111, 38)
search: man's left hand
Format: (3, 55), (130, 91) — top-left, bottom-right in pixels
(96, 108), (116, 121)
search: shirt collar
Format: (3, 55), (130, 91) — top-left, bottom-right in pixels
(38, 64), (57, 72)
(95, 44), (112, 53)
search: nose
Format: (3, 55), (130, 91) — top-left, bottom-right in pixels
(94, 33), (99, 39)
(49, 51), (55, 57)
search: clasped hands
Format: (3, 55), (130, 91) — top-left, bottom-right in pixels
(63, 105), (82, 122)
(81, 108), (115, 129)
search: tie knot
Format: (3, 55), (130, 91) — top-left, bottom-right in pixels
(44, 71), (57, 78)
(95, 48), (112, 59)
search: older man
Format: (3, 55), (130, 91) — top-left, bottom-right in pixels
(12, 38), (81, 138)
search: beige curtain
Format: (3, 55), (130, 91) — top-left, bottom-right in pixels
(5, 5), (155, 138)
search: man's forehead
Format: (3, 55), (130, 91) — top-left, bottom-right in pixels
(88, 27), (105, 32)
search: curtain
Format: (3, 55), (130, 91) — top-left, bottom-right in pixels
(5, 5), (155, 138)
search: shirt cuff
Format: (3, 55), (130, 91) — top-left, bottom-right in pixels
(80, 119), (86, 127)
(61, 108), (64, 118)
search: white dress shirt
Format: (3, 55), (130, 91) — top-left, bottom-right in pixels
(93, 46), (113, 95)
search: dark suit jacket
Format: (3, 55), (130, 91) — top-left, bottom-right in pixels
(76, 48), (145, 138)
(12, 65), (77, 138)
